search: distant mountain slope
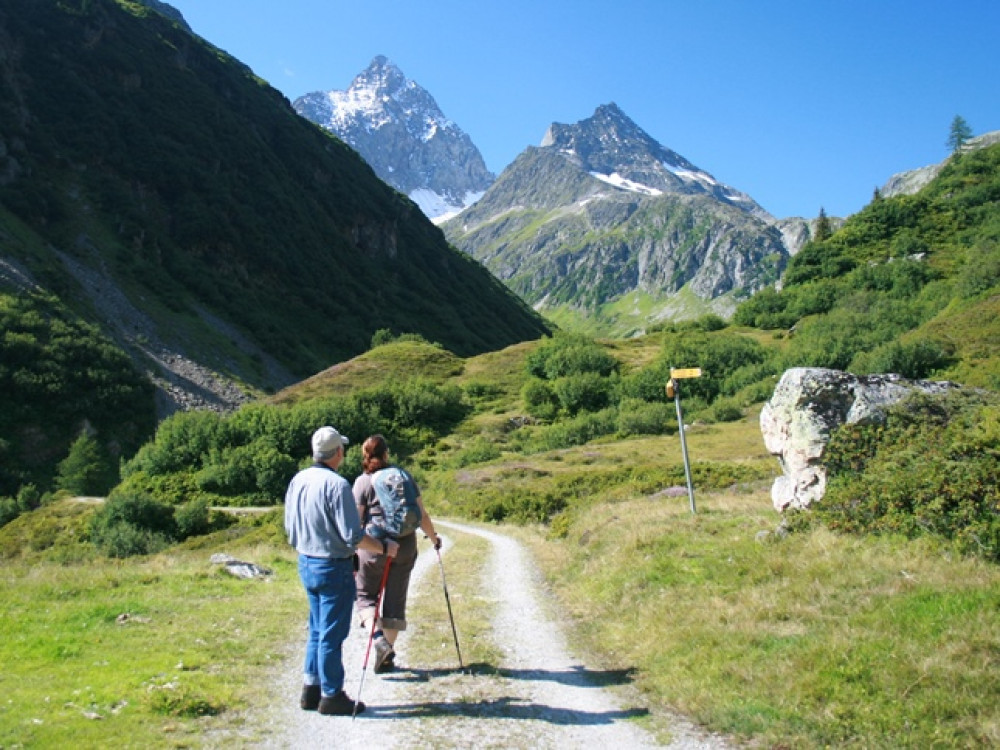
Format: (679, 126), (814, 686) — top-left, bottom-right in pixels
(294, 56), (495, 223)
(443, 104), (788, 334)
(0, 0), (549, 412)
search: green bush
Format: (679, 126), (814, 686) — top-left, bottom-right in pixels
(617, 399), (675, 437)
(118, 378), (469, 504)
(703, 397), (743, 423)
(850, 337), (953, 379)
(552, 372), (614, 415)
(94, 522), (172, 559)
(956, 240), (1000, 298)
(817, 391), (1000, 562)
(173, 497), (233, 539)
(451, 437), (502, 468)
(525, 333), (620, 379)
(521, 378), (560, 420)
(514, 408), (619, 453)
(0, 497), (17, 528)
(55, 433), (118, 496)
(90, 490), (178, 557)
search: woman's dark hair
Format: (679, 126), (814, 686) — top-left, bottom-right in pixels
(362, 434), (390, 474)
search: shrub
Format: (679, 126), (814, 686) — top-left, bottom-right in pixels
(850, 337), (952, 379)
(514, 408), (619, 453)
(617, 399), (675, 437)
(956, 240), (1000, 298)
(55, 433), (118, 496)
(90, 490), (177, 557)
(521, 378), (559, 420)
(451, 437), (502, 468)
(817, 391), (1000, 562)
(525, 333), (620, 379)
(704, 397), (743, 423)
(0, 497), (17, 528)
(552, 372), (613, 415)
(174, 498), (215, 539)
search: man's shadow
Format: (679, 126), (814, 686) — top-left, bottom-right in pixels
(366, 662), (649, 725)
(389, 662), (637, 688)
(363, 695), (648, 725)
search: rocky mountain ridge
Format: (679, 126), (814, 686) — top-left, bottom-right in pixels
(294, 56), (495, 223)
(442, 104), (790, 333)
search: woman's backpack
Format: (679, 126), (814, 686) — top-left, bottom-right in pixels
(368, 466), (422, 539)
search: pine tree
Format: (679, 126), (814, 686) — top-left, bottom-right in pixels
(55, 433), (117, 496)
(814, 207), (832, 242)
(947, 115), (973, 153)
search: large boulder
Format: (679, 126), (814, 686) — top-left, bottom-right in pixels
(760, 368), (961, 512)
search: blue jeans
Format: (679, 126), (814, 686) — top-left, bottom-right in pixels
(298, 554), (356, 696)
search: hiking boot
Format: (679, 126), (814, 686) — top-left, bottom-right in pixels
(300, 684), (321, 711)
(374, 649), (395, 674)
(317, 690), (364, 716)
(373, 635), (395, 673)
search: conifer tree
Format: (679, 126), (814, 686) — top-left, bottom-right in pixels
(56, 433), (117, 496)
(947, 115), (973, 153)
(814, 207), (832, 242)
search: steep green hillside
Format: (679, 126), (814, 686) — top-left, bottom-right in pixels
(735, 142), (1000, 388)
(0, 0), (548, 379)
(0, 0), (548, 501)
(0, 291), (155, 497)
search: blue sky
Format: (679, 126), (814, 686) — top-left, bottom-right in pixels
(164, 0), (999, 220)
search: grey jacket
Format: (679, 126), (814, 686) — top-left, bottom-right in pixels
(284, 464), (364, 558)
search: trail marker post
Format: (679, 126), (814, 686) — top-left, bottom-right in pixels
(667, 367), (702, 514)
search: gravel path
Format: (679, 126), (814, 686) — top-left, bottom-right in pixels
(240, 521), (731, 749)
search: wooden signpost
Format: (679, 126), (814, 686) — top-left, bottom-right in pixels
(667, 366), (702, 514)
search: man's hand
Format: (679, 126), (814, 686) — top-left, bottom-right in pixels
(385, 539), (400, 558)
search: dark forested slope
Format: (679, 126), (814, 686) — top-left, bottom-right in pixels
(0, 0), (548, 378)
(0, 0), (548, 500)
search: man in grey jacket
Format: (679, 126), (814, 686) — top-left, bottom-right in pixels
(285, 426), (398, 716)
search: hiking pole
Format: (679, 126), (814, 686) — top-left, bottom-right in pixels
(435, 544), (464, 670)
(354, 556), (392, 720)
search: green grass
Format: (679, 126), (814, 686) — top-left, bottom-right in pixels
(270, 339), (466, 404)
(402, 531), (503, 671)
(0, 505), (302, 748)
(519, 488), (1000, 747)
(3, 330), (998, 747)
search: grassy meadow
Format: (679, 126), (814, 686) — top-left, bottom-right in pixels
(2, 334), (997, 748)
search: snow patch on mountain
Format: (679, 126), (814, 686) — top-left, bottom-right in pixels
(590, 171), (663, 196)
(411, 188), (486, 225)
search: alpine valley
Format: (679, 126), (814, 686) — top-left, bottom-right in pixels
(298, 58), (834, 336)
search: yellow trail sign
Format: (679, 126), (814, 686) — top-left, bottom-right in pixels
(670, 367), (702, 379)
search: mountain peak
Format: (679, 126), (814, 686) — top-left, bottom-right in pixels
(540, 103), (770, 219)
(352, 54), (408, 94)
(293, 57), (494, 222)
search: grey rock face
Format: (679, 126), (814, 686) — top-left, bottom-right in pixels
(444, 104), (787, 329)
(760, 368), (962, 512)
(772, 215), (845, 257)
(881, 130), (1000, 199)
(294, 56), (494, 222)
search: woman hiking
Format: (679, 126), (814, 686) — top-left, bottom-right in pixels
(353, 434), (442, 672)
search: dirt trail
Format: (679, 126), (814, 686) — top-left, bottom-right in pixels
(235, 521), (731, 749)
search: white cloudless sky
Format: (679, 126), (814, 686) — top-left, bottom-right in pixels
(163, 0), (999, 220)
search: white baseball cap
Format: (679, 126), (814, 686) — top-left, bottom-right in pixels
(311, 426), (349, 460)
